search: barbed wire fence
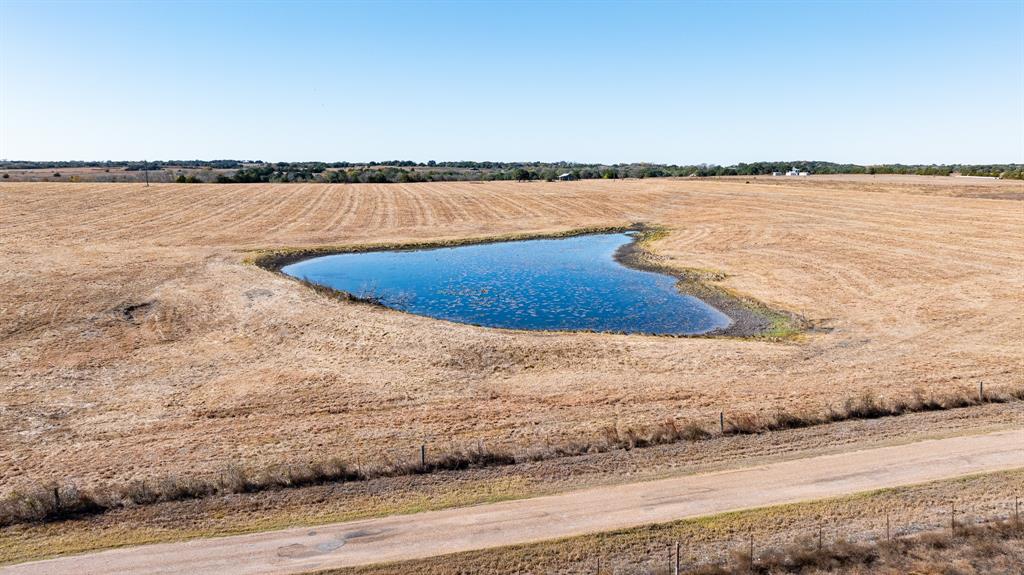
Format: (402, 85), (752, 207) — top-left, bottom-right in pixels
(585, 495), (1022, 575)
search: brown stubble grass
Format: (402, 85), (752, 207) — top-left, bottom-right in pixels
(2, 384), (1017, 529)
(1, 176), (1022, 496)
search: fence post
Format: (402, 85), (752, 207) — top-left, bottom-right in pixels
(674, 541), (680, 575)
(886, 513), (890, 541)
(720, 411), (725, 434)
(951, 502), (956, 536)
(748, 531), (754, 572)
(979, 382), (984, 403)
(1015, 496), (1020, 528)
(420, 444), (426, 468)
(53, 487), (60, 511)
(817, 525), (823, 551)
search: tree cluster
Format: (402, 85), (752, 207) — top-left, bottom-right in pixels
(3, 160), (1022, 182)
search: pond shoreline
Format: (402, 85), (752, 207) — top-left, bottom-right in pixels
(249, 224), (803, 339)
(613, 227), (800, 338)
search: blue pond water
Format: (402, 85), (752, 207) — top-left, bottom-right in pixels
(281, 233), (731, 335)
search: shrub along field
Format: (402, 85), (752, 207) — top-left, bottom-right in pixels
(0, 176), (1021, 530)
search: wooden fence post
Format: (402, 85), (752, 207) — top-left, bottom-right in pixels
(886, 513), (890, 541)
(951, 502), (956, 536)
(748, 531), (755, 573)
(979, 382), (984, 403)
(674, 541), (680, 575)
(720, 411), (725, 434)
(420, 444), (426, 468)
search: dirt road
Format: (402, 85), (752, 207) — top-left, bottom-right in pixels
(5, 429), (1022, 575)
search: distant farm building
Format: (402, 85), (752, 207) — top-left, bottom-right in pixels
(557, 172), (576, 181)
(785, 167), (810, 176)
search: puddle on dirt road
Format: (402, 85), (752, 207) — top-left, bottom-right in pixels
(281, 233), (731, 335)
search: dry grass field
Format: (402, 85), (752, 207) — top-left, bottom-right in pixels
(1, 175), (1022, 498)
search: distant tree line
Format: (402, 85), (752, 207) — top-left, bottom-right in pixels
(0, 160), (246, 170)
(208, 161), (1024, 183)
(2, 160), (1021, 182)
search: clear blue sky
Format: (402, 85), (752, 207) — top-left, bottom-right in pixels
(1, 1), (1021, 164)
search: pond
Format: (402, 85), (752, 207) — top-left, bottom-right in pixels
(281, 233), (732, 335)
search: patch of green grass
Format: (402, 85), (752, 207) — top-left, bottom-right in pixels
(634, 224), (670, 246)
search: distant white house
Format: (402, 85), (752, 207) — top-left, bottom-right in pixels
(785, 167), (810, 176)
(557, 172), (576, 181)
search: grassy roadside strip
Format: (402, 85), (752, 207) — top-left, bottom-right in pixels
(2, 386), (1021, 530)
(0, 404), (1017, 566)
(326, 469), (1024, 575)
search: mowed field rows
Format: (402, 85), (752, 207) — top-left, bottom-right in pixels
(1, 176), (1022, 492)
